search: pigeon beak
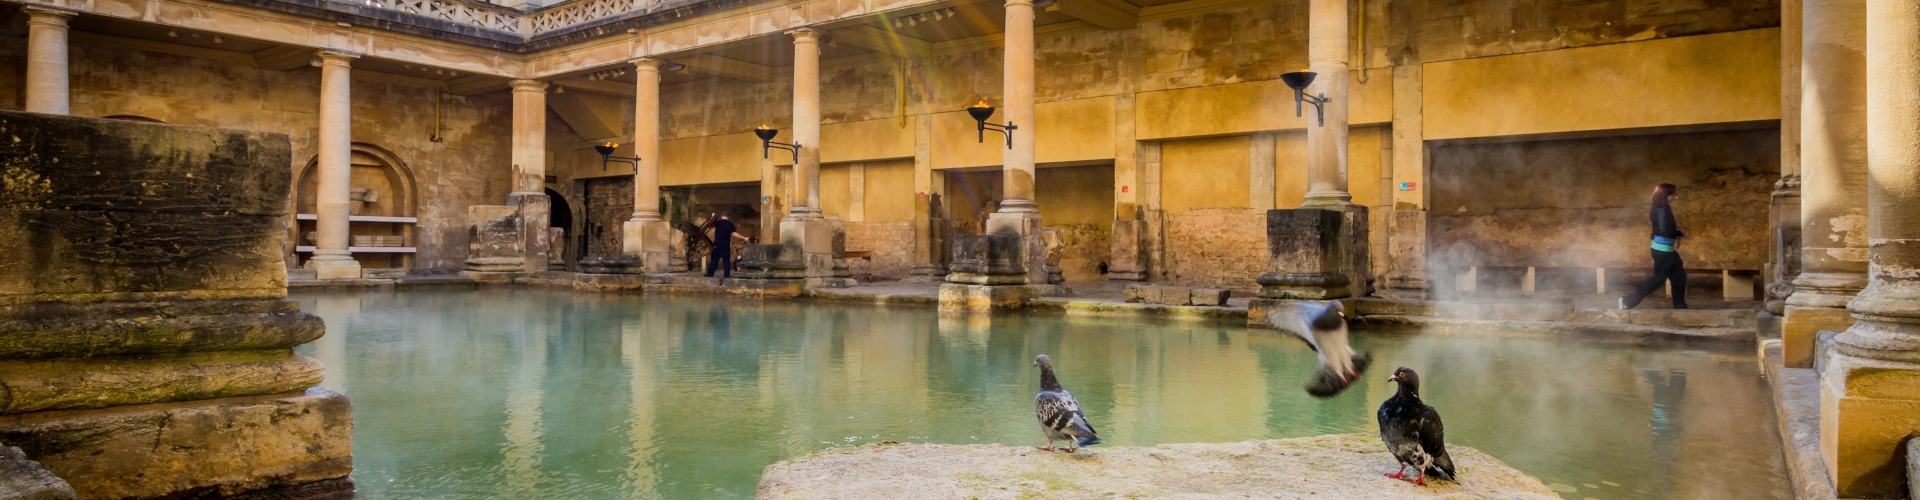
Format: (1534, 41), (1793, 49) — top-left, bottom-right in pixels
(1387, 375), (1399, 383)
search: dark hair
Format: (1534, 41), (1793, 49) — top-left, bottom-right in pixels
(1651, 183), (1678, 206)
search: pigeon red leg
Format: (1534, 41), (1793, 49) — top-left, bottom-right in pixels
(1385, 465), (1407, 479)
(1412, 469), (1426, 486)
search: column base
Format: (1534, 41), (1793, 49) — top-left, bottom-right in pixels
(1783, 273), (1868, 367)
(622, 217), (672, 274)
(938, 283), (1041, 312)
(305, 251), (361, 280)
(946, 234), (1030, 285)
(508, 192), (551, 274)
(986, 210), (1046, 285)
(1106, 219), (1148, 282)
(1818, 350), (1920, 498)
(0, 388), (353, 499)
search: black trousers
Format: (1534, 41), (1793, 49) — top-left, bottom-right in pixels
(705, 247), (733, 278)
(1624, 249), (1688, 309)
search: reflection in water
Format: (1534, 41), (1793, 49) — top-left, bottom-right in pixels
(294, 288), (1788, 499)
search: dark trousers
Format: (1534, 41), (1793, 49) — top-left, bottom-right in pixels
(705, 247), (733, 278)
(1624, 249), (1688, 309)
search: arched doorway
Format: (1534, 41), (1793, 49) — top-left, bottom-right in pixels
(290, 144), (420, 272)
(546, 188), (574, 269)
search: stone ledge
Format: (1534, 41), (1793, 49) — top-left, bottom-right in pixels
(0, 388), (352, 499)
(1762, 342), (1840, 500)
(1355, 315), (1751, 341)
(1031, 298), (1246, 322)
(756, 434), (1556, 499)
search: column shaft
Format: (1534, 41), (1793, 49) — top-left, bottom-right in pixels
(509, 80), (549, 195)
(1818, 1), (1920, 495)
(1301, 0), (1351, 207)
(307, 50), (361, 279)
(632, 59), (662, 220)
(791, 29), (822, 217)
(999, 0), (1038, 211)
(1784, 0), (1870, 367)
(24, 6), (76, 115)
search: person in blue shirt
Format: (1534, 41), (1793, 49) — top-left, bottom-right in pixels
(705, 213), (752, 278)
(1621, 183), (1688, 310)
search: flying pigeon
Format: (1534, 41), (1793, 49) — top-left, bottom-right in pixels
(1377, 367), (1456, 486)
(1264, 300), (1372, 397)
(1032, 354), (1102, 452)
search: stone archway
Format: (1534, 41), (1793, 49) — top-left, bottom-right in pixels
(289, 144), (420, 271)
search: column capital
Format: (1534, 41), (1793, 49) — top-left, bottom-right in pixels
(786, 27), (820, 41)
(315, 50), (360, 66)
(629, 57), (661, 70)
(22, 5), (79, 24)
(508, 79), (549, 92)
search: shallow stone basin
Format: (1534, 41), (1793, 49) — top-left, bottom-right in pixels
(756, 433), (1558, 499)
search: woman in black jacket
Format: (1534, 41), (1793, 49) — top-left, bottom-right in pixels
(1621, 183), (1688, 309)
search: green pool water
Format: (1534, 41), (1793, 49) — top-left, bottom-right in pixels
(292, 288), (1789, 499)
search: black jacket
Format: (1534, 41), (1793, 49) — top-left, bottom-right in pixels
(1650, 204), (1683, 239)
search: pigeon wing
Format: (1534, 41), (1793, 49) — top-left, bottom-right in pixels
(1269, 301), (1369, 398)
(1416, 403), (1455, 480)
(1036, 390), (1096, 439)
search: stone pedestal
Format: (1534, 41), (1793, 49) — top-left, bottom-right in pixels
(780, 217), (853, 288)
(622, 217), (672, 274)
(462, 204), (526, 282)
(548, 227), (566, 270)
(942, 234), (1044, 311)
(1106, 219), (1149, 281)
(0, 111), (351, 498)
(1256, 208), (1367, 300)
(737, 244), (810, 280)
(987, 211), (1048, 285)
(510, 191), (550, 274)
(1379, 210), (1429, 300)
(908, 217), (951, 282)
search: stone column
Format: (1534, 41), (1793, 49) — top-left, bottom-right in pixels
(509, 80), (551, 273)
(1381, 64), (1429, 299)
(623, 58), (670, 274)
(1784, 0), (1870, 368)
(985, 0), (1049, 286)
(1769, 0), (1806, 314)
(1819, 2), (1920, 494)
(306, 50), (361, 280)
(1300, 0), (1351, 208)
(910, 115), (950, 281)
(1107, 94), (1147, 282)
(779, 28), (851, 287)
(23, 6), (75, 115)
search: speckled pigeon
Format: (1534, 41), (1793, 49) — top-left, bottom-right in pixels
(1032, 354), (1102, 452)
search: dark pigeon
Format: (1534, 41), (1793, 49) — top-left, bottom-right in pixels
(1032, 355), (1102, 452)
(1377, 367), (1456, 486)
(1265, 300), (1372, 397)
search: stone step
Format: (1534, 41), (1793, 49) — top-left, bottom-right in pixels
(1352, 298), (1756, 330)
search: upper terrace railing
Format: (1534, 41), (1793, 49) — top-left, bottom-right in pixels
(349, 0), (660, 36)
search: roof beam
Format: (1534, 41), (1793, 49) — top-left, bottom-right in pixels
(681, 53), (774, 82)
(250, 46), (315, 71)
(830, 25), (935, 60)
(1050, 0), (1140, 30)
(447, 75), (506, 95)
(552, 77), (634, 97)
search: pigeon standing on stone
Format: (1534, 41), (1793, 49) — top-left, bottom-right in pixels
(1264, 300), (1372, 397)
(1377, 367), (1456, 486)
(1032, 355), (1102, 452)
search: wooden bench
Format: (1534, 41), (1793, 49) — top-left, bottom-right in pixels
(844, 250), (875, 282)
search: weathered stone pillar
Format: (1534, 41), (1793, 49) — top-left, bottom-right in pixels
(0, 111), (351, 499)
(23, 6), (74, 115)
(509, 79), (551, 273)
(1301, 0), (1351, 208)
(983, 0), (1049, 286)
(306, 50), (361, 280)
(1768, 0), (1806, 314)
(1107, 94), (1147, 282)
(779, 28), (852, 287)
(1817, 3), (1920, 494)
(623, 57), (670, 274)
(1380, 64), (1429, 299)
(1785, 0), (1869, 368)
(910, 115), (950, 281)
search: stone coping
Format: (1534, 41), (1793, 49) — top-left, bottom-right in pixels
(208, 0), (766, 51)
(1762, 341), (1840, 500)
(755, 434), (1558, 499)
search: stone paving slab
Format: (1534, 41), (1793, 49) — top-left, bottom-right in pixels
(1762, 342), (1839, 500)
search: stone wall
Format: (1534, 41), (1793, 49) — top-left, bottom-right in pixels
(1164, 208), (1269, 292)
(845, 221), (915, 279)
(583, 176), (635, 259)
(1428, 128), (1778, 271)
(0, 28), (515, 274)
(0, 111), (350, 498)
